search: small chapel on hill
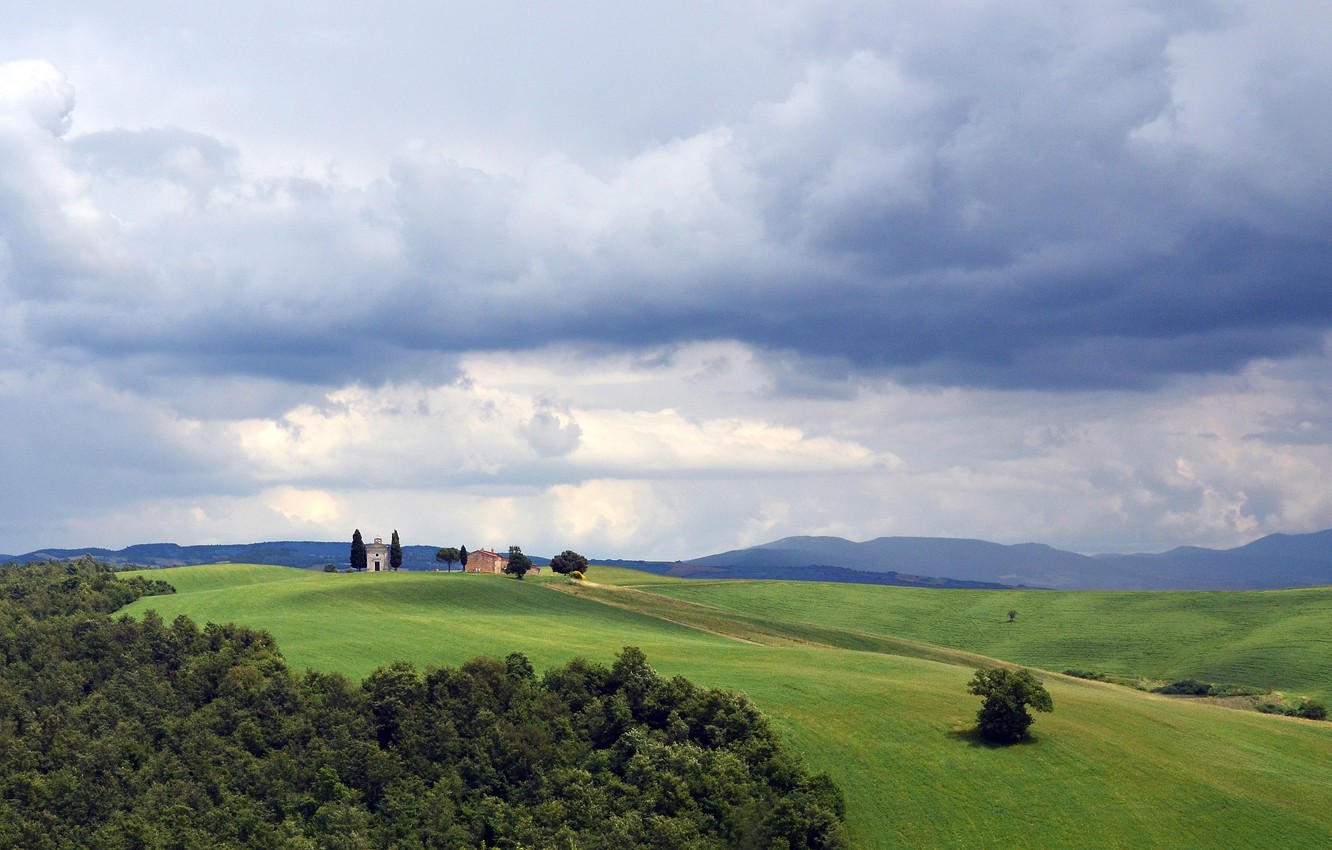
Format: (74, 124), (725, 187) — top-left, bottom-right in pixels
(366, 537), (391, 572)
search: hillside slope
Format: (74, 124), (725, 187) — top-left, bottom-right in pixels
(624, 576), (1332, 699)
(121, 565), (1332, 849)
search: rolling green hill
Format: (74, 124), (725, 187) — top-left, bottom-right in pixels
(121, 564), (1332, 849)
(607, 574), (1332, 698)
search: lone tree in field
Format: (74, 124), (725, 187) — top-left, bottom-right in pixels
(968, 667), (1053, 744)
(435, 547), (460, 571)
(350, 529), (367, 572)
(504, 546), (533, 580)
(550, 549), (589, 576)
(1007, 609), (1017, 623)
(390, 530), (403, 571)
(459, 545), (469, 571)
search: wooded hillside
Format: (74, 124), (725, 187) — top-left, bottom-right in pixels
(0, 560), (846, 849)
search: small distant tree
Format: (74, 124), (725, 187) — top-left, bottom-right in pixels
(504, 546), (533, 580)
(435, 547), (460, 572)
(323, 563), (338, 573)
(459, 545), (469, 571)
(1007, 609), (1017, 623)
(550, 550), (589, 576)
(967, 667), (1053, 744)
(390, 530), (403, 571)
(350, 529), (367, 572)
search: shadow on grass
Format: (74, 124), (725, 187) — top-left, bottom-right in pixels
(947, 727), (1043, 749)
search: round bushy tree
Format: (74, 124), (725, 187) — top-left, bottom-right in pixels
(968, 667), (1053, 743)
(504, 546), (532, 580)
(550, 549), (589, 575)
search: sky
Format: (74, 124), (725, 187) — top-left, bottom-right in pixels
(1, 1), (1330, 559)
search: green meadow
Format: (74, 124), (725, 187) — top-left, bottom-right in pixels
(122, 564), (1332, 849)
(615, 575), (1332, 698)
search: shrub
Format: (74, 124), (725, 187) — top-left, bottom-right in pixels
(1155, 678), (1213, 696)
(1296, 699), (1328, 721)
(1254, 697), (1328, 720)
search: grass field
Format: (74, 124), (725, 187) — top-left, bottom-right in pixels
(593, 570), (1332, 699)
(121, 564), (1332, 849)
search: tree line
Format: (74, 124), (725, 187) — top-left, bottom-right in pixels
(0, 558), (848, 849)
(344, 532), (584, 581)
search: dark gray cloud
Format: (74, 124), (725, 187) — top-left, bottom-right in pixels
(6, 3), (1332, 560)
(6, 3), (1331, 398)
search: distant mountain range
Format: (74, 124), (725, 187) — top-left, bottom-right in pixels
(593, 559), (1024, 589)
(683, 530), (1332, 590)
(5, 529), (1331, 590)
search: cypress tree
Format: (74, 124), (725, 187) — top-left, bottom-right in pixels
(390, 530), (403, 571)
(350, 529), (367, 572)
(459, 545), (469, 571)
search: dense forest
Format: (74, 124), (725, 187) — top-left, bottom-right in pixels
(0, 559), (847, 849)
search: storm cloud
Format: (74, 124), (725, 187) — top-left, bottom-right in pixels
(1, 1), (1330, 556)
(6, 2), (1332, 391)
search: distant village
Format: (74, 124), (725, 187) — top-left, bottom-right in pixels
(343, 529), (580, 578)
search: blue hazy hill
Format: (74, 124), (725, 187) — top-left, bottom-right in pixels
(7, 528), (1331, 589)
(2, 541), (547, 572)
(686, 528), (1332, 590)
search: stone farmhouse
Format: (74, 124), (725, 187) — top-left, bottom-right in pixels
(464, 548), (540, 575)
(366, 537), (391, 572)
(465, 549), (508, 573)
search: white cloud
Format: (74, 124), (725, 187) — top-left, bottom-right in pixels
(0, 60), (126, 299)
(7, 341), (1330, 559)
(549, 480), (670, 551)
(225, 352), (892, 486)
(574, 406), (890, 474)
(266, 486), (344, 526)
(1155, 1), (1332, 203)
(0, 59), (75, 135)
(1, 4), (1331, 562)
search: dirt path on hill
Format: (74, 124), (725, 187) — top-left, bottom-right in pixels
(546, 581), (801, 647)
(545, 580), (1011, 670)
